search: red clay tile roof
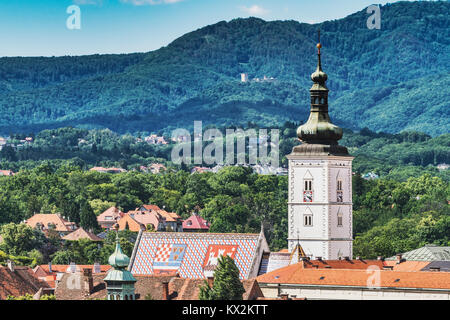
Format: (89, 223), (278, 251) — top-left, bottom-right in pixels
(182, 214), (210, 230)
(37, 264), (111, 275)
(0, 266), (50, 299)
(97, 207), (124, 223)
(131, 213), (160, 230)
(257, 262), (450, 290)
(26, 214), (76, 232)
(383, 260), (430, 272)
(55, 273), (263, 300)
(62, 228), (103, 241)
(0, 170), (14, 176)
(301, 259), (385, 270)
(141, 204), (161, 211)
(117, 214), (144, 232)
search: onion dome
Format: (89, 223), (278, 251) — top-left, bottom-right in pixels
(293, 31), (348, 156)
(108, 227), (130, 269)
(310, 43), (328, 85)
(108, 237), (130, 268)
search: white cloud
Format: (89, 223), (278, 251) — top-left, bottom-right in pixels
(120, 0), (184, 5)
(239, 5), (269, 16)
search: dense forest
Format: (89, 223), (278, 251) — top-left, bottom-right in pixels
(1, 125), (449, 181)
(0, 164), (448, 266)
(0, 123), (448, 265)
(0, 1), (448, 135)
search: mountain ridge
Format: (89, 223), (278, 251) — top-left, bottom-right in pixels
(0, 1), (448, 135)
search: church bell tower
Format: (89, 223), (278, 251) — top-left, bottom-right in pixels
(287, 33), (354, 259)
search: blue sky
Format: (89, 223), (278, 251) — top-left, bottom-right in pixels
(0, 0), (421, 57)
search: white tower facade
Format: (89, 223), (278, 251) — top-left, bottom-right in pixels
(287, 155), (353, 259)
(287, 36), (353, 259)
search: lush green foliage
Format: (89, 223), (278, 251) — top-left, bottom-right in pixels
(199, 255), (245, 300)
(353, 173), (450, 258)
(0, 2), (448, 135)
(6, 294), (56, 300)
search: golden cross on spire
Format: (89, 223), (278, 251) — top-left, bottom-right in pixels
(317, 29), (322, 54)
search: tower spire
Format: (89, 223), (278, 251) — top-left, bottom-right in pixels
(292, 31), (348, 156)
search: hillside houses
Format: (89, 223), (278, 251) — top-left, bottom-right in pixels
(140, 163), (167, 174)
(145, 134), (168, 145)
(25, 214), (77, 237)
(90, 167), (127, 174)
(0, 170), (14, 176)
(99, 205), (196, 233)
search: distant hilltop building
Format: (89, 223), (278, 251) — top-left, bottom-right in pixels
(90, 167), (127, 174)
(253, 75), (275, 82)
(140, 163), (167, 174)
(362, 172), (379, 180)
(145, 134), (168, 145)
(240, 73), (275, 83)
(0, 170), (14, 176)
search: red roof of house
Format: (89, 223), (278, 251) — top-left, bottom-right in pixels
(257, 262), (450, 290)
(26, 214), (76, 232)
(97, 206), (124, 223)
(0, 170), (14, 176)
(62, 227), (103, 241)
(300, 258), (385, 270)
(37, 264), (111, 275)
(182, 214), (210, 230)
(0, 266), (50, 299)
(141, 204), (161, 211)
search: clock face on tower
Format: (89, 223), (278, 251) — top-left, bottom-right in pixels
(303, 191), (313, 202)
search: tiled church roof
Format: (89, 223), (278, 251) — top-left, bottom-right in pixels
(129, 231), (269, 279)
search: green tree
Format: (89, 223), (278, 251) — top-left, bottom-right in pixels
(79, 200), (99, 232)
(199, 255), (245, 300)
(0, 223), (37, 256)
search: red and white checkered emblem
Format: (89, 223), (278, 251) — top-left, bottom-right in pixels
(154, 244), (173, 262)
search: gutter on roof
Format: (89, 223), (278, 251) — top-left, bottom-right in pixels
(259, 282), (450, 292)
(128, 229), (143, 272)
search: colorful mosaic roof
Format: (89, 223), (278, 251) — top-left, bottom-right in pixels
(129, 232), (268, 279)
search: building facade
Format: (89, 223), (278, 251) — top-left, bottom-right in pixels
(287, 39), (353, 259)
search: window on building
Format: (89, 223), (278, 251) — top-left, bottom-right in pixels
(303, 179), (313, 202)
(337, 212), (343, 227)
(337, 180), (343, 202)
(304, 214), (313, 226)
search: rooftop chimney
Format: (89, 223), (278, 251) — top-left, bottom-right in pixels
(377, 256), (384, 261)
(396, 254), (403, 264)
(344, 256), (350, 261)
(48, 262), (52, 273)
(207, 277), (214, 288)
(7, 260), (15, 272)
(316, 256), (322, 261)
(280, 294), (289, 300)
(93, 262), (101, 274)
(429, 267), (440, 272)
(83, 268), (94, 295)
(162, 281), (169, 300)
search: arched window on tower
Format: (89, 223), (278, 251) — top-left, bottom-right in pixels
(304, 208), (313, 227)
(337, 210), (343, 227)
(303, 180), (313, 202)
(303, 171), (313, 203)
(337, 179), (343, 202)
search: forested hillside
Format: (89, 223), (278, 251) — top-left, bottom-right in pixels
(0, 1), (448, 135)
